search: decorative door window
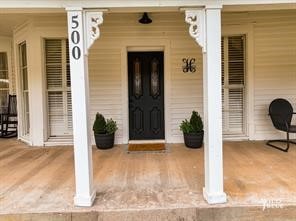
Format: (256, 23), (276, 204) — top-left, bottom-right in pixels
(19, 42), (30, 136)
(150, 58), (160, 98)
(133, 58), (142, 98)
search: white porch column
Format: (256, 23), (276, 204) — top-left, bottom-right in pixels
(202, 6), (226, 204)
(66, 8), (103, 207)
(185, 6), (227, 204)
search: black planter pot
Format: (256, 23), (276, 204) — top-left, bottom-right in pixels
(94, 133), (115, 149)
(183, 131), (204, 148)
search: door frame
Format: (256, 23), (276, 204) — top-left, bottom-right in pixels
(121, 40), (171, 144)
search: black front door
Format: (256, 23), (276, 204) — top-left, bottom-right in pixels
(128, 52), (164, 140)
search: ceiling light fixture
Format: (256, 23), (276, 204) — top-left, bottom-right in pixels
(139, 12), (152, 24)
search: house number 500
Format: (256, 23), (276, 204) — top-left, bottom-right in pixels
(71, 15), (81, 60)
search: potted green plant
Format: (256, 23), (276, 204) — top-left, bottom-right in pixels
(180, 111), (204, 148)
(93, 113), (118, 149)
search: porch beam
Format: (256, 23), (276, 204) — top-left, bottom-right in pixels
(0, 1), (295, 9)
(66, 7), (103, 207)
(185, 6), (227, 204)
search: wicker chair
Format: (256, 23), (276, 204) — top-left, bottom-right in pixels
(0, 95), (17, 138)
(266, 98), (296, 152)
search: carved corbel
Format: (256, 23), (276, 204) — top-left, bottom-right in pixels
(84, 11), (103, 54)
(185, 10), (206, 53)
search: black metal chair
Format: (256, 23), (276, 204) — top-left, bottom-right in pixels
(0, 95), (17, 138)
(266, 98), (296, 152)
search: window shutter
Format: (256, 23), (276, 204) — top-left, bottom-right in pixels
(228, 36), (245, 85)
(228, 88), (244, 133)
(46, 39), (72, 137)
(66, 41), (71, 87)
(222, 36), (245, 135)
(45, 40), (62, 89)
(67, 91), (72, 130)
(48, 91), (64, 135)
(221, 38), (225, 86)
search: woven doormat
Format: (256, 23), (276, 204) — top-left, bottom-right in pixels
(128, 143), (166, 152)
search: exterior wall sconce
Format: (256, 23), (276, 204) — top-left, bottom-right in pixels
(139, 12), (152, 24)
(182, 58), (196, 73)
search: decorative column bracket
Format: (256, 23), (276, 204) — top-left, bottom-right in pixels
(84, 11), (103, 54)
(185, 9), (206, 53)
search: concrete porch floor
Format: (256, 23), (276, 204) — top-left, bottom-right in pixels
(0, 139), (296, 220)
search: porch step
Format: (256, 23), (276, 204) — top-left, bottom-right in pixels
(1, 205), (296, 221)
(44, 136), (73, 146)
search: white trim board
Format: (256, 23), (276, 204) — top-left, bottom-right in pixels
(128, 140), (165, 144)
(222, 24), (254, 140)
(0, 1), (294, 9)
(121, 40), (171, 144)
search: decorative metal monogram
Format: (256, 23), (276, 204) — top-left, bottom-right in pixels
(182, 58), (196, 73)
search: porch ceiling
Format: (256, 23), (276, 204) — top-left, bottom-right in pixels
(0, 14), (29, 36)
(0, 13), (66, 36)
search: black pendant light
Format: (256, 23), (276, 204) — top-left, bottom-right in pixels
(139, 12), (152, 24)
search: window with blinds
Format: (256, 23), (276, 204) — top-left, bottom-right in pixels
(222, 35), (246, 136)
(0, 52), (9, 113)
(19, 42), (30, 136)
(45, 39), (72, 137)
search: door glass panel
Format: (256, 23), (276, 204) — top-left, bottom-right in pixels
(24, 91), (30, 135)
(22, 68), (28, 90)
(0, 53), (9, 112)
(19, 42), (30, 136)
(0, 71), (8, 88)
(133, 58), (142, 98)
(21, 44), (27, 68)
(150, 58), (160, 98)
(0, 52), (8, 70)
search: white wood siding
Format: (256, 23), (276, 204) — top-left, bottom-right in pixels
(88, 13), (201, 143)
(89, 10), (296, 142)
(253, 15), (296, 140)
(223, 10), (296, 140)
(12, 10), (296, 145)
